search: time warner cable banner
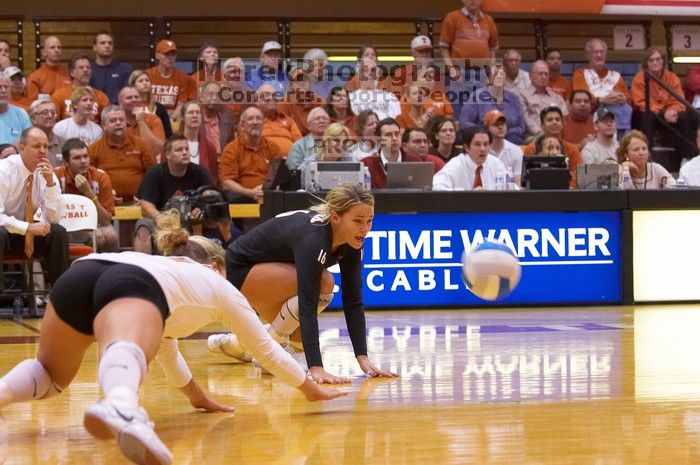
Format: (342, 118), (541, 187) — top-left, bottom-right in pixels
(329, 211), (622, 308)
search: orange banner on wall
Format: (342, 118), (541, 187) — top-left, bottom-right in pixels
(482, 0), (605, 14)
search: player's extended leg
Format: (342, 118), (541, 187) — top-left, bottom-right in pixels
(83, 297), (172, 465)
(209, 263), (334, 358)
(0, 302), (93, 409)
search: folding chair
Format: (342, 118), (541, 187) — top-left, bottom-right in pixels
(59, 194), (98, 259)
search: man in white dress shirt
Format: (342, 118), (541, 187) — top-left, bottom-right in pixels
(0, 127), (68, 291)
(433, 125), (506, 190)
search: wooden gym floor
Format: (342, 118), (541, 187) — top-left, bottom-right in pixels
(1, 305), (700, 464)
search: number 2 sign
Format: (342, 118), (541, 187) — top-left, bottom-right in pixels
(613, 25), (645, 51)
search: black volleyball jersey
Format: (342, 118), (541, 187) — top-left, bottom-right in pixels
(226, 210), (367, 368)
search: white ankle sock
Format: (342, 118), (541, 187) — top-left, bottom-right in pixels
(0, 359), (61, 407)
(98, 341), (147, 408)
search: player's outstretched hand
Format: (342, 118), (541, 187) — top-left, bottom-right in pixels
(308, 366), (351, 384)
(357, 355), (399, 378)
(298, 378), (348, 401)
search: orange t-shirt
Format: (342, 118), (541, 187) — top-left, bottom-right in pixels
(561, 115), (594, 146)
(146, 67), (197, 110)
(523, 139), (582, 188)
(549, 74), (572, 102)
(631, 70), (685, 114)
(54, 165), (115, 217)
(344, 74), (393, 93)
(439, 10), (499, 60)
(262, 112), (303, 155)
(125, 113), (166, 142)
(280, 91), (325, 136)
(88, 134), (156, 199)
(219, 136), (285, 188)
(9, 96), (32, 111)
(27, 64), (72, 100)
(50, 84), (111, 122)
(399, 92), (454, 119)
(331, 114), (358, 136)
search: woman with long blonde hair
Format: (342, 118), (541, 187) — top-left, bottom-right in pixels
(208, 183), (398, 384)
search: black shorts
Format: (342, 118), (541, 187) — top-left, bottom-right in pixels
(49, 260), (170, 336)
(225, 248), (253, 289)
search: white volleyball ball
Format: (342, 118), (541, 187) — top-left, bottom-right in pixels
(461, 241), (521, 301)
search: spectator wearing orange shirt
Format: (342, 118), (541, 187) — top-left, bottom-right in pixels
(118, 85), (165, 155)
(54, 138), (118, 252)
(257, 83), (302, 155)
(631, 46), (695, 169)
(27, 36), (71, 100)
(89, 105), (156, 202)
(282, 68), (325, 136)
(572, 38), (632, 136)
(326, 87), (356, 134)
(220, 106), (284, 204)
(190, 41), (222, 88)
(522, 106), (582, 188)
(4, 67), (31, 111)
(344, 45), (392, 93)
(392, 36), (444, 96)
(561, 89), (595, 150)
(546, 48), (572, 102)
(439, 0), (499, 82)
(146, 40), (196, 122)
(51, 53), (110, 121)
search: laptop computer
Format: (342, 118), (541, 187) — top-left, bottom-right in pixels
(386, 162), (434, 190)
(576, 163), (619, 190)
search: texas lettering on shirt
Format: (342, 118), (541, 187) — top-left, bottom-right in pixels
(150, 84), (180, 107)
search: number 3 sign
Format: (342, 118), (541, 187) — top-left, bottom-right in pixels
(672, 25), (700, 52)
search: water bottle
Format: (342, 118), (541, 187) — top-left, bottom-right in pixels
(495, 169), (506, 191)
(12, 296), (23, 319)
(506, 167), (516, 191)
(620, 166), (633, 189)
(362, 166), (372, 190)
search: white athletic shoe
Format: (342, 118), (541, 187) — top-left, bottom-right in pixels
(84, 399), (172, 465)
(207, 333), (252, 362)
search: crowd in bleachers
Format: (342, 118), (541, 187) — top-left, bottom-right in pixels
(1, 0), (700, 257)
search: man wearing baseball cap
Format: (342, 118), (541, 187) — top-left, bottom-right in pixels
(393, 35), (443, 95)
(4, 67), (31, 111)
(484, 109), (523, 185)
(146, 39), (196, 121)
(0, 73), (31, 145)
(581, 107), (618, 164)
(246, 40), (288, 93)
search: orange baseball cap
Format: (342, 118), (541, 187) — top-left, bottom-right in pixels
(483, 109), (506, 126)
(156, 39), (177, 54)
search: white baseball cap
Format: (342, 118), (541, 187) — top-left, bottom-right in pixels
(411, 35), (433, 50)
(261, 40), (282, 54)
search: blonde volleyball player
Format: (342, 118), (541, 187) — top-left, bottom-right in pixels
(208, 183), (398, 384)
(0, 211), (345, 465)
